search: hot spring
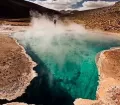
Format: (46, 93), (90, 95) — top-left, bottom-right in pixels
(11, 17), (120, 105)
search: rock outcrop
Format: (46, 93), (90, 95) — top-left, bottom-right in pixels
(0, 35), (37, 101)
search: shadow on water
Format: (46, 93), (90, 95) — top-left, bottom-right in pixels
(12, 44), (74, 105)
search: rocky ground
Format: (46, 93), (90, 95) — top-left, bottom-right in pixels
(0, 35), (37, 101)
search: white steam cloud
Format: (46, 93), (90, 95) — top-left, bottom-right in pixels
(11, 15), (120, 48)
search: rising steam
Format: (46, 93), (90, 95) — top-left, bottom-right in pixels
(11, 16), (120, 101)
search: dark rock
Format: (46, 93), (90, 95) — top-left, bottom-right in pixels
(0, 0), (62, 18)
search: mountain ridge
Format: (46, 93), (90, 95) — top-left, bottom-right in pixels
(0, 0), (62, 18)
(62, 1), (120, 33)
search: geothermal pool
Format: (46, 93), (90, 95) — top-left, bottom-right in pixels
(11, 18), (120, 105)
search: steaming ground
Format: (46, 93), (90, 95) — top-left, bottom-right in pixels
(11, 17), (120, 105)
(0, 24), (28, 34)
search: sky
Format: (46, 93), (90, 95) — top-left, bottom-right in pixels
(25, 0), (119, 10)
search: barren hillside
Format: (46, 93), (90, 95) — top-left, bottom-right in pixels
(64, 1), (120, 33)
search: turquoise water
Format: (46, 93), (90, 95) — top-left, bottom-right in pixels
(32, 35), (99, 99)
(12, 31), (120, 105)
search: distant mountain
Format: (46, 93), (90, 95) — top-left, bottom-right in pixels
(63, 1), (120, 33)
(115, 1), (120, 6)
(0, 0), (62, 18)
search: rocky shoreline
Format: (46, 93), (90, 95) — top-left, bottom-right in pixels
(0, 34), (37, 101)
(74, 48), (120, 105)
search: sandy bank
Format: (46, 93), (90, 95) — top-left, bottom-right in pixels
(0, 34), (37, 101)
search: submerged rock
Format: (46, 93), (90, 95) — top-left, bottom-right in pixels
(0, 35), (37, 101)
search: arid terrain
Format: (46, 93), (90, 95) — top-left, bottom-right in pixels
(0, 0), (120, 105)
(65, 1), (120, 33)
(0, 35), (36, 101)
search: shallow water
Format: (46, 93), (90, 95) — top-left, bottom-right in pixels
(11, 29), (120, 105)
